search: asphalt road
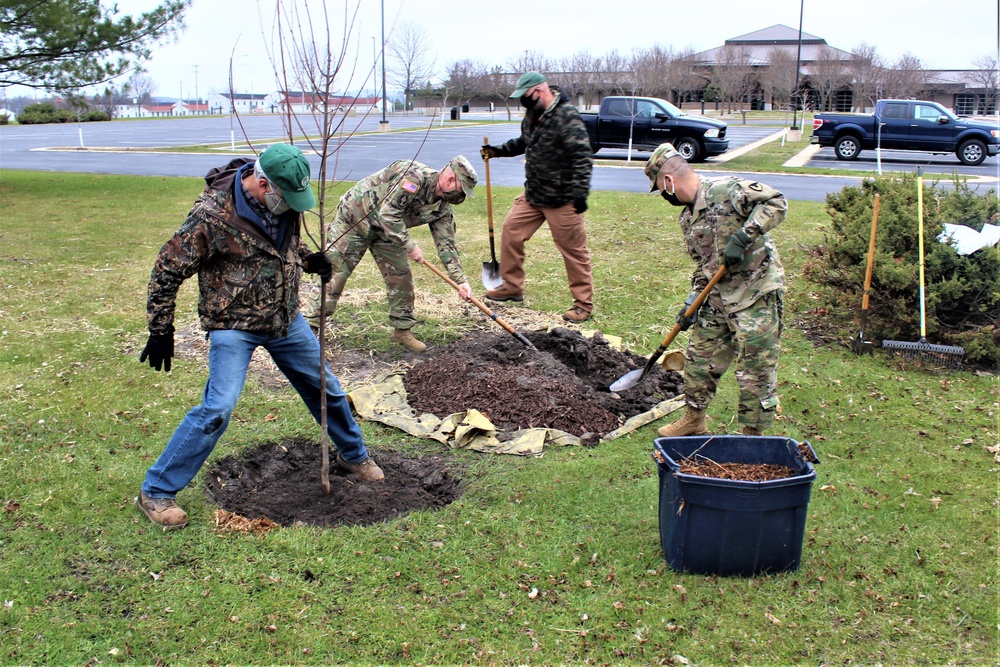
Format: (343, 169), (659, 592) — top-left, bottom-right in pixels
(1, 113), (997, 202)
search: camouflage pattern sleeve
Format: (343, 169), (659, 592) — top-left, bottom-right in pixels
(424, 207), (466, 284)
(146, 212), (213, 335)
(728, 180), (787, 238)
(562, 109), (593, 200)
(377, 183), (415, 248)
(495, 118), (528, 157)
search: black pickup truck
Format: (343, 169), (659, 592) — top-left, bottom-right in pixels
(811, 99), (1000, 165)
(579, 96), (729, 162)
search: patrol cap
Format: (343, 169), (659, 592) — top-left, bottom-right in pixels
(257, 143), (316, 212)
(449, 155), (479, 197)
(510, 71), (546, 98)
(644, 142), (681, 192)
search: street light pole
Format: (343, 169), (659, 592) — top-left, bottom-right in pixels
(379, 0), (388, 129)
(791, 0), (804, 131)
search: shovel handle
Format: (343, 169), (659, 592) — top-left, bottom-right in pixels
(656, 264), (728, 351)
(861, 193), (880, 311)
(420, 258), (531, 345)
(483, 136), (496, 242)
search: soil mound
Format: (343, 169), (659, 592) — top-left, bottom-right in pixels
(206, 440), (461, 528)
(404, 327), (682, 436)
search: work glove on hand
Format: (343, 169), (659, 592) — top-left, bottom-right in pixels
(140, 332), (174, 373)
(480, 145), (498, 161)
(675, 292), (700, 331)
(303, 252), (333, 283)
(573, 197), (588, 215)
(722, 229), (753, 271)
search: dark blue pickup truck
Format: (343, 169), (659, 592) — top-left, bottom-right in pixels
(811, 99), (1000, 165)
(580, 96), (729, 162)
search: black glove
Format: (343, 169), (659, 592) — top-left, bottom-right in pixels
(303, 252), (333, 282)
(140, 333), (174, 372)
(480, 145), (498, 160)
(573, 197), (588, 214)
(675, 293), (700, 331)
(723, 229), (753, 271)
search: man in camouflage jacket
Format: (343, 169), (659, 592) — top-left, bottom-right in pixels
(644, 142), (787, 437)
(305, 156), (478, 353)
(481, 71), (595, 323)
(136, 144), (382, 531)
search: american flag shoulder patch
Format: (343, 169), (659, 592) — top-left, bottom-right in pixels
(402, 181), (418, 193)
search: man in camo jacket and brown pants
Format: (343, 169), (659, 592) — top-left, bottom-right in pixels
(305, 156), (478, 353)
(481, 71), (595, 323)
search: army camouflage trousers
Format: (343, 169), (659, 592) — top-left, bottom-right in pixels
(305, 210), (417, 331)
(681, 290), (783, 431)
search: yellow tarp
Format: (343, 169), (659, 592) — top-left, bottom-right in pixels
(347, 373), (684, 456)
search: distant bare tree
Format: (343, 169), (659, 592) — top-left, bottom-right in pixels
(386, 21), (436, 113)
(445, 59), (487, 119)
(484, 64), (515, 119)
(712, 44), (755, 113)
(507, 50), (550, 76)
(124, 73), (157, 103)
(968, 53), (999, 114)
(846, 43), (884, 112)
(809, 45), (849, 111)
(671, 49), (706, 105)
(631, 44), (675, 98)
(881, 53), (927, 100)
(601, 49), (632, 96)
(760, 47), (798, 111)
(564, 50), (601, 109)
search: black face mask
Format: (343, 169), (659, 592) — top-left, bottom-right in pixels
(520, 94), (538, 111)
(661, 187), (683, 207)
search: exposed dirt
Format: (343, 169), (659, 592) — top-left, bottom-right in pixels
(404, 327), (683, 438)
(203, 328), (681, 528)
(206, 440), (462, 528)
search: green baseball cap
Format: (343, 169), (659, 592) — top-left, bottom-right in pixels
(257, 144), (316, 212)
(449, 155), (478, 197)
(644, 143), (680, 191)
(510, 71), (546, 98)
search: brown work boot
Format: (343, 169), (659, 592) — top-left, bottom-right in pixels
(483, 284), (524, 302)
(562, 306), (592, 323)
(336, 455), (385, 482)
(742, 426), (764, 436)
(391, 328), (426, 353)
(657, 407), (708, 437)
(136, 490), (189, 530)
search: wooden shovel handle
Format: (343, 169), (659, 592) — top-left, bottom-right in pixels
(483, 136), (495, 237)
(657, 264), (728, 350)
(861, 193), (880, 311)
(420, 258), (519, 337)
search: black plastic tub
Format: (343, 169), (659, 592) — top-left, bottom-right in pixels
(653, 435), (820, 577)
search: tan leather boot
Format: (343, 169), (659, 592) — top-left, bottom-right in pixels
(742, 426), (764, 436)
(391, 328), (426, 353)
(657, 407), (708, 437)
(136, 491), (189, 530)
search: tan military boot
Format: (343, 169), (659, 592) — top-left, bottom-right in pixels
(336, 455), (385, 482)
(391, 328), (426, 353)
(742, 426), (764, 436)
(657, 407), (708, 437)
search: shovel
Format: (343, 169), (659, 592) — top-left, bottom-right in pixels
(609, 265), (727, 392)
(420, 258), (537, 350)
(481, 136), (503, 290)
(851, 193), (880, 355)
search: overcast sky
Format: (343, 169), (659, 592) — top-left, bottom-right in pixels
(98, 0), (1000, 100)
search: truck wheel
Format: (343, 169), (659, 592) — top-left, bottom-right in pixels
(834, 135), (862, 160)
(675, 137), (702, 162)
(957, 139), (987, 166)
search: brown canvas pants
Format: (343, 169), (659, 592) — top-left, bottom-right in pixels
(499, 193), (594, 313)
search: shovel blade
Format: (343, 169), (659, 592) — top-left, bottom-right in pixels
(850, 335), (873, 355)
(481, 261), (502, 290)
(609, 368), (644, 393)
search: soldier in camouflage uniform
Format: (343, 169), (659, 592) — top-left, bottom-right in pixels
(644, 142), (787, 437)
(305, 156), (478, 353)
(481, 71), (595, 323)
(136, 144), (383, 530)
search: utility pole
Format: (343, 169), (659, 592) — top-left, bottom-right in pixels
(791, 0), (804, 133)
(193, 64), (199, 106)
(379, 0), (389, 131)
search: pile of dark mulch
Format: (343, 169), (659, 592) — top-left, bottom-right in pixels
(404, 327), (682, 437)
(206, 439), (461, 528)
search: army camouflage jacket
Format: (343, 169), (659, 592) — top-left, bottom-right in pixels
(680, 176), (787, 312)
(494, 88), (593, 209)
(147, 158), (310, 338)
(342, 159), (467, 283)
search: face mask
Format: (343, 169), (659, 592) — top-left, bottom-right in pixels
(520, 93), (538, 111)
(440, 188), (465, 205)
(265, 186), (291, 215)
(660, 179), (683, 206)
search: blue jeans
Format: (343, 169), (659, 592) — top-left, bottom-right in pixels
(142, 313), (368, 498)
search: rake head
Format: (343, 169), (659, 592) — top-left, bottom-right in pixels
(882, 338), (965, 370)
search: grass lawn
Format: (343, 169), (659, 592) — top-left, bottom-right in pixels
(0, 169), (996, 665)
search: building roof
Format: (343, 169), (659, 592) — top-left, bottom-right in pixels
(727, 24), (826, 45)
(691, 24), (854, 66)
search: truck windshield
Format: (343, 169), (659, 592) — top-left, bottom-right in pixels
(661, 100), (685, 116)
